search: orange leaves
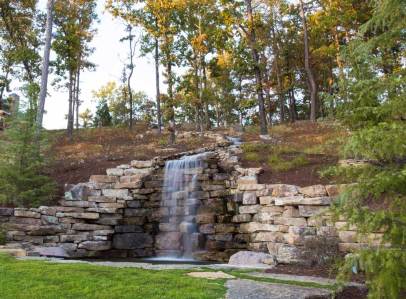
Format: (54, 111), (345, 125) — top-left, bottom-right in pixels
(191, 34), (208, 54)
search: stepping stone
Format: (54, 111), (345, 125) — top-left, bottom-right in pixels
(226, 279), (331, 299)
(247, 272), (366, 291)
(0, 247), (26, 257)
(187, 271), (235, 280)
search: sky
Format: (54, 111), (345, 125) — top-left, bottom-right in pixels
(37, 0), (162, 130)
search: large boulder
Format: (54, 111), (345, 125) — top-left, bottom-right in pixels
(228, 251), (274, 267)
(64, 183), (90, 201)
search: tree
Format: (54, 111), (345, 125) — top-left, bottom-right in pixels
(79, 108), (93, 128)
(0, 114), (56, 207)
(0, 0), (42, 116)
(36, 0), (55, 137)
(52, 0), (97, 140)
(93, 100), (112, 128)
(329, 0), (406, 297)
(299, 0), (317, 122)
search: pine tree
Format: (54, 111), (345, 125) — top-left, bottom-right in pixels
(93, 100), (112, 127)
(333, 0), (406, 297)
(0, 114), (56, 207)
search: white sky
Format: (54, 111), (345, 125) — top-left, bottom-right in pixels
(37, 0), (162, 130)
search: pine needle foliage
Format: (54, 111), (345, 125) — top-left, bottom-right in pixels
(333, 0), (406, 297)
(0, 115), (56, 207)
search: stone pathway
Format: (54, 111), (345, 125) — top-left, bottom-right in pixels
(225, 279), (332, 299)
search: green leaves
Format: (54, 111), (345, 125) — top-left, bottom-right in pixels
(343, 122), (406, 162)
(332, 0), (406, 297)
(0, 115), (56, 207)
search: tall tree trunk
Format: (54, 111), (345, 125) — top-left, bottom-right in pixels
(262, 57), (272, 125)
(36, 0), (54, 135)
(194, 60), (203, 133)
(245, 0), (268, 135)
(270, 9), (284, 123)
(216, 103), (220, 128)
(154, 36), (162, 133)
(127, 26), (135, 129)
(202, 59), (210, 130)
(72, 73), (76, 130)
(0, 69), (9, 109)
(288, 88), (297, 122)
(166, 57), (175, 145)
(67, 71), (74, 141)
(299, 0), (317, 122)
(75, 67), (80, 129)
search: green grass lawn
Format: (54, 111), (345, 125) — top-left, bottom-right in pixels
(0, 255), (226, 299)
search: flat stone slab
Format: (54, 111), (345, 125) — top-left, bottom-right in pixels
(228, 251), (273, 268)
(248, 272), (365, 288)
(226, 279), (331, 299)
(0, 248), (26, 257)
(248, 272), (336, 286)
(187, 271), (235, 280)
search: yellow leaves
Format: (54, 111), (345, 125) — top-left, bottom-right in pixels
(92, 81), (117, 101)
(217, 51), (232, 69)
(191, 34), (208, 54)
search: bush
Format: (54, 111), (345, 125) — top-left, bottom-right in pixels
(0, 116), (56, 207)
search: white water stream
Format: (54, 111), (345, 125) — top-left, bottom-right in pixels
(161, 153), (207, 259)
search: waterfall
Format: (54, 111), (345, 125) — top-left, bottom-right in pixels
(226, 136), (242, 146)
(160, 153), (207, 259)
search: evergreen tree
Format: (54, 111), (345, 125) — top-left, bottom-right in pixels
(93, 100), (112, 127)
(0, 114), (56, 207)
(331, 0), (406, 297)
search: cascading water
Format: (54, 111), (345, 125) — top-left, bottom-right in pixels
(159, 153), (207, 259)
(226, 136), (242, 146)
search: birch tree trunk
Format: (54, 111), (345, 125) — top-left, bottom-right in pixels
(67, 70), (74, 141)
(75, 67), (80, 129)
(127, 25), (135, 129)
(36, 0), (54, 135)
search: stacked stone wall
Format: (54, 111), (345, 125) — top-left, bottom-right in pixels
(0, 142), (383, 263)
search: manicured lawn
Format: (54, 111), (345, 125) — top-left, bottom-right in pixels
(0, 255), (226, 299)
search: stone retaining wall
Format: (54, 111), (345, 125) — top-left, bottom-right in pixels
(0, 141), (381, 263)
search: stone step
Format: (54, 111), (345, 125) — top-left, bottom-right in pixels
(225, 279), (332, 299)
(0, 246), (27, 257)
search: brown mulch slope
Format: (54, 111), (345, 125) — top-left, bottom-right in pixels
(240, 121), (346, 186)
(47, 125), (217, 197)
